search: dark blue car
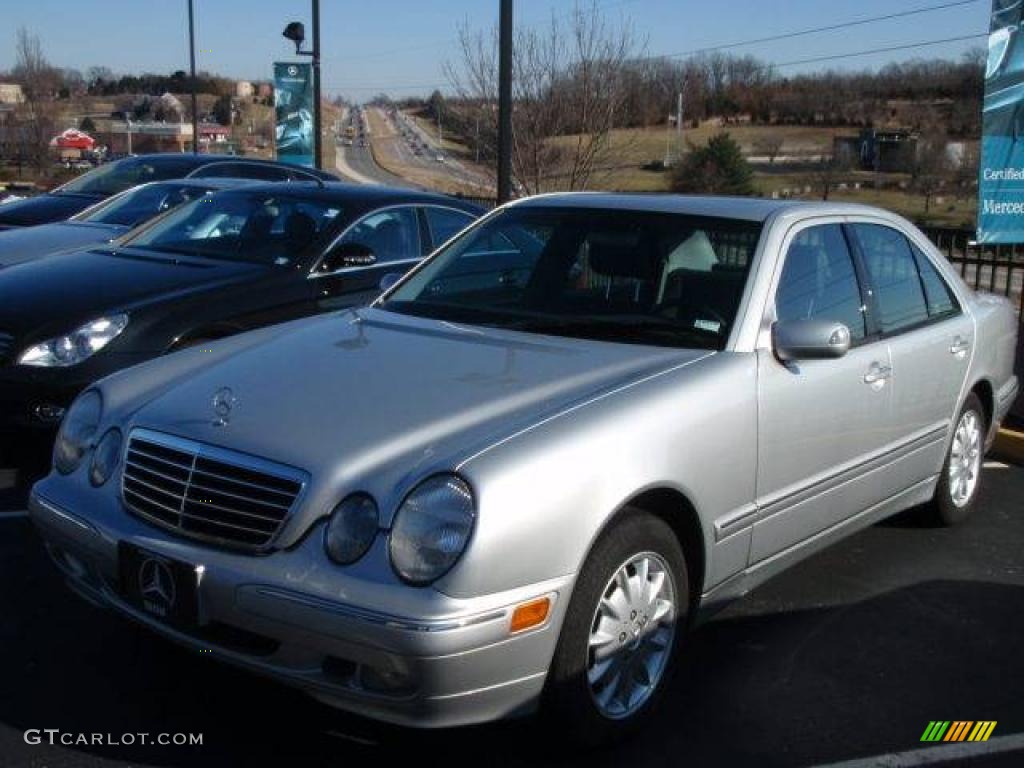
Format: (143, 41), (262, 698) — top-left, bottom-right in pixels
(0, 153), (338, 231)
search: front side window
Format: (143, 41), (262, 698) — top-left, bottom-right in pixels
(338, 208), (420, 263)
(121, 191), (342, 264)
(853, 224), (929, 334)
(775, 224), (866, 341)
(79, 183), (213, 228)
(381, 207), (763, 350)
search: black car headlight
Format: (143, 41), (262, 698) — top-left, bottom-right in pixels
(324, 494), (380, 565)
(18, 314), (128, 367)
(53, 390), (103, 475)
(389, 475), (475, 586)
(89, 428), (123, 487)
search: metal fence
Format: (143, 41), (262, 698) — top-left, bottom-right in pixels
(922, 227), (1024, 322)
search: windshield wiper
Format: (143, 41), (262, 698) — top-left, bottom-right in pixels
(505, 315), (722, 348)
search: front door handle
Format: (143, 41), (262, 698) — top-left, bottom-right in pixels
(950, 337), (970, 358)
(864, 362), (892, 387)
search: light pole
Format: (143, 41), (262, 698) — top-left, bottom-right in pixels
(497, 0), (513, 203)
(282, 0), (323, 170)
(188, 0), (199, 154)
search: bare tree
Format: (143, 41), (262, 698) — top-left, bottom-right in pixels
(11, 28), (61, 173)
(912, 129), (952, 214)
(753, 135), (784, 164)
(809, 153), (850, 201)
(446, 1), (644, 194)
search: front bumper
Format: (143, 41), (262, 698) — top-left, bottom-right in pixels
(28, 486), (572, 729)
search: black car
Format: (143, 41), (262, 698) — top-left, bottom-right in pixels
(0, 182), (482, 452)
(0, 153), (338, 231)
(0, 178), (256, 269)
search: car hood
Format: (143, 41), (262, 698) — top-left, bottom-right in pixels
(128, 308), (709, 529)
(0, 246), (268, 339)
(0, 221), (127, 268)
(0, 192), (103, 229)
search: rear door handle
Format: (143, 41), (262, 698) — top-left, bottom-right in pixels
(950, 337), (970, 357)
(864, 362), (892, 386)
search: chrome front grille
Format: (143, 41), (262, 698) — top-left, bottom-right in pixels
(121, 430), (306, 551)
(0, 332), (14, 363)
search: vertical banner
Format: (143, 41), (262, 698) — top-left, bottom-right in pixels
(274, 62), (314, 167)
(979, 1), (1024, 243)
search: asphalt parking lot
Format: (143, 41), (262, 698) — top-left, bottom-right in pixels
(1, 461), (1022, 768)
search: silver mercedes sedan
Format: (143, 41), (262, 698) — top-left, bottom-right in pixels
(29, 195), (1020, 743)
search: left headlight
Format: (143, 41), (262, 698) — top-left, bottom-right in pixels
(53, 390), (102, 475)
(389, 475), (475, 586)
(18, 314), (128, 367)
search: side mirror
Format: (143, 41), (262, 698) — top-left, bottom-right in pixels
(321, 242), (377, 273)
(379, 272), (402, 292)
(773, 319), (851, 361)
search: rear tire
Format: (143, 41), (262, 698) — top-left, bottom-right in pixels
(928, 393), (986, 526)
(543, 510), (688, 746)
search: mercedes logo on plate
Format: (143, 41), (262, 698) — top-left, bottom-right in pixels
(139, 558), (176, 617)
(211, 387), (237, 427)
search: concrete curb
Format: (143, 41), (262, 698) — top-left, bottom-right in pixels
(993, 428), (1024, 467)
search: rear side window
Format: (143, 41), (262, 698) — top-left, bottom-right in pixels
(776, 224), (866, 341)
(912, 244), (959, 318)
(193, 162), (290, 181)
(852, 224), (929, 334)
(425, 207), (476, 248)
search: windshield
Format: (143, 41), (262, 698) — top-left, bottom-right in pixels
(120, 190), (342, 264)
(76, 182), (215, 227)
(55, 157), (198, 197)
(381, 207), (763, 350)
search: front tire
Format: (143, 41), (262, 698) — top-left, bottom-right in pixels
(544, 510), (688, 746)
(928, 393), (986, 526)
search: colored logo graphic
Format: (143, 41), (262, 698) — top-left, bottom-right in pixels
(921, 721), (997, 743)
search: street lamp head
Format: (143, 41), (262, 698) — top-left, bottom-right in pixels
(282, 21), (306, 54)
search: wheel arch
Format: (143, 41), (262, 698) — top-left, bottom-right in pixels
(970, 378), (994, 432)
(586, 486), (708, 622)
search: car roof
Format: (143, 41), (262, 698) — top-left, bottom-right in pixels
(506, 193), (886, 223)
(201, 181), (486, 211)
(125, 153), (338, 180)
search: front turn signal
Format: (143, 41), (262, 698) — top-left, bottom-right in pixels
(510, 597), (551, 634)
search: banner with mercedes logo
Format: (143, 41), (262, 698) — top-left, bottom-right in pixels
(979, 0), (1024, 242)
(274, 61), (314, 167)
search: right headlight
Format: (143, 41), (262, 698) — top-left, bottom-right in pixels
(53, 390), (103, 475)
(389, 475), (476, 586)
(18, 314), (128, 367)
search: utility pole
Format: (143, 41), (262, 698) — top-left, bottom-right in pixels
(312, 0), (322, 170)
(676, 91), (684, 157)
(663, 112), (672, 168)
(497, 0), (514, 203)
(188, 0), (199, 154)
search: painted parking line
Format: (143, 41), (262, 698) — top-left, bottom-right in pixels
(810, 732), (1024, 768)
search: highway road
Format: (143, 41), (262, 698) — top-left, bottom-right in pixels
(336, 138), (417, 188)
(333, 106), (416, 188)
(333, 106), (492, 196)
(385, 108), (493, 193)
